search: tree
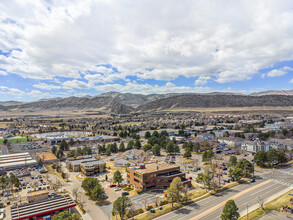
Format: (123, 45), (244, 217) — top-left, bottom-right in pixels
(228, 156), (237, 168)
(67, 150), (76, 158)
(91, 182), (106, 201)
(81, 177), (99, 195)
(105, 174), (108, 182)
(113, 170), (123, 186)
(60, 139), (69, 151)
(166, 141), (174, 154)
(193, 143), (200, 152)
(112, 196), (132, 219)
(127, 140), (134, 150)
(181, 185), (191, 204)
(9, 173), (20, 187)
(72, 187), (79, 201)
(254, 151), (267, 167)
(106, 148), (111, 156)
(221, 200), (240, 220)
(235, 160), (254, 177)
(143, 143), (152, 152)
(166, 177), (183, 208)
(174, 145), (180, 154)
(184, 149), (192, 158)
(51, 146), (57, 155)
(152, 131), (159, 138)
(134, 139), (141, 149)
(202, 150), (214, 163)
(267, 149), (278, 166)
(52, 211), (81, 220)
(69, 138), (75, 146)
(56, 148), (64, 159)
(152, 144), (161, 156)
(257, 196), (265, 210)
(229, 168), (242, 181)
(119, 142), (125, 152)
(277, 150), (287, 165)
(3, 138), (8, 145)
(145, 131), (151, 139)
(196, 172), (212, 189)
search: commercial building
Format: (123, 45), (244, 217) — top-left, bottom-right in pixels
(37, 152), (58, 164)
(218, 137), (244, 147)
(127, 163), (191, 191)
(45, 135), (120, 145)
(11, 194), (76, 220)
(0, 152), (37, 171)
(67, 156), (106, 176)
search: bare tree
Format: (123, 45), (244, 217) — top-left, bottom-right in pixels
(72, 187), (79, 201)
(257, 196), (265, 210)
(128, 204), (136, 220)
(143, 197), (149, 210)
(182, 185), (191, 204)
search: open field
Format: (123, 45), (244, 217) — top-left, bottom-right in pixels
(0, 137), (27, 144)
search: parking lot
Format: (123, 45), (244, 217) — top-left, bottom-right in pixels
(8, 142), (50, 153)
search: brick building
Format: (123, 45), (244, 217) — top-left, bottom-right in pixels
(127, 163), (191, 191)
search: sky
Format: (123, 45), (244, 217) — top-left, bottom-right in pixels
(0, 0), (293, 101)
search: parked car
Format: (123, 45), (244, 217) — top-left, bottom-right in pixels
(250, 178), (255, 183)
(115, 187), (121, 191)
(109, 184), (117, 188)
(20, 178), (23, 181)
(101, 193), (108, 199)
(122, 192), (129, 196)
(27, 184), (30, 188)
(188, 177), (192, 180)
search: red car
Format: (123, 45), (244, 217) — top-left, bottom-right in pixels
(109, 184), (117, 188)
(109, 159), (115, 161)
(188, 177), (192, 180)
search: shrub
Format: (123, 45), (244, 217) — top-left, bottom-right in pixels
(146, 205), (153, 211)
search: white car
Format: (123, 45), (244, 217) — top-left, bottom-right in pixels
(114, 187), (121, 191)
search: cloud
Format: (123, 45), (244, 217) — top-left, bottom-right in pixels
(33, 83), (61, 90)
(195, 76), (211, 85)
(0, 70), (8, 75)
(0, 86), (25, 96)
(62, 80), (91, 90)
(266, 66), (293, 77)
(0, 0), (292, 84)
(290, 79), (293, 83)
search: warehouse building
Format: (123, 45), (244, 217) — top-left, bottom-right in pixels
(37, 152), (58, 164)
(0, 152), (37, 171)
(11, 194), (76, 220)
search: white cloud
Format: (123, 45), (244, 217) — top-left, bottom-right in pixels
(290, 79), (293, 83)
(0, 86), (25, 96)
(0, 70), (8, 75)
(33, 83), (61, 90)
(195, 76), (211, 85)
(62, 80), (91, 90)
(0, 0), (293, 84)
(266, 66), (293, 77)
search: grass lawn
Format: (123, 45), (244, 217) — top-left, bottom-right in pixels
(0, 137), (27, 144)
(183, 158), (194, 164)
(190, 188), (208, 200)
(134, 203), (184, 220)
(239, 189), (293, 220)
(106, 161), (125, 174)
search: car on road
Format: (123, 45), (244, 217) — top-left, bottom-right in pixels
(250, 178), (255, 183)
(27, 184), (30, 188)
(109, 184), (117, 188)
(101, 193), (108, 199)
(115, 187), (121, 191)
(122, 192), (129, 196)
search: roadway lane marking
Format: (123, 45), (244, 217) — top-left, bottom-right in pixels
(190, 180), (272, 220)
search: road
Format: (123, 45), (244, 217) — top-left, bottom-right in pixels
(101, 191), (164, 217)
(0, 145), (8, 155)
(155, 165), (293, 220)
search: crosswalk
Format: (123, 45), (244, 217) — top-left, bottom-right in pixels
(261, 175), (293, 188)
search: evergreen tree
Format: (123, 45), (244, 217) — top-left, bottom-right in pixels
(221, 200), (240, 220)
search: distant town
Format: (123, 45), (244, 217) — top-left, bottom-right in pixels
(0, 111), (293, 220)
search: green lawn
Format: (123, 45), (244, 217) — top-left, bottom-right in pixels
(0, 137), (27, 144)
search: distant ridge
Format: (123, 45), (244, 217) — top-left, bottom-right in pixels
(250, 90), (293, 96)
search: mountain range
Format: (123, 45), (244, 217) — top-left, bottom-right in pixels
(1, 90), (293, 114)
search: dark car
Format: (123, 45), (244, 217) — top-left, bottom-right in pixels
(250, 178), (255, 183)
(122, 192), (129, 196)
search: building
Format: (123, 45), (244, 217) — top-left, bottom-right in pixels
(241, 141), (269, 153)
(127, 163), (191, 191)
(218, 137), (244, 147)
(67, 156), (106, 176)
(0, 153), (37, 171)
(37, 152), (58, 164)
(11, 194), (76, 220)
(197, 133), (215, 141)
(46, 135), (120, 145)
(114, 159), (135, 167)
(27, 189), (49, 203)
(267, 138), (293, 151)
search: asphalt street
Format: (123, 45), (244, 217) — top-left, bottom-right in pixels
(155, 165), (293, 220)
(100, 191), (164, 217)
(0, 145), (8, 155)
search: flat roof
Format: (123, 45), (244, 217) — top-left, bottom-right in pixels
(11, 194), (76, 220)
(69, 157), (105, 166)
(131, 163), (179, 174)
(27, 189), (49, 197)
(37, 152), (57, 161)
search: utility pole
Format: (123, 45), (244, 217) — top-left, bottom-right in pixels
(247, 203), (249, 220)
